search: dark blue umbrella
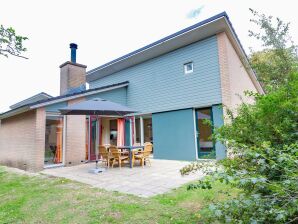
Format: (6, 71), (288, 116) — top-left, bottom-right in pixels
(59, 98), (137, 173)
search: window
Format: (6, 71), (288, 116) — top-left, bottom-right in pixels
(134, 116), (153, 145)
(195, 108), (215, 158)
(109, 119), (118, 146)
(184, 62), (193, 74)
(135, 118), (141, 144)
(44, 115), (64, 166)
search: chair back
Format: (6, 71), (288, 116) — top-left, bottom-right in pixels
(98, 145), (109, 159)
(109, 145), (121, 157)
(143, 142), (153, 157)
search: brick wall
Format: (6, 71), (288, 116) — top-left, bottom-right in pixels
(64, 97), (86, 166)
(217, 32), (260, 118)
(0, 108), (46, 171)
(60, 62), (87, 95)
(34, 108), (46, 171)
(217, 32), (232, 118)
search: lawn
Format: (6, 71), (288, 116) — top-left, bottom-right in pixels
(0, 166), (238, 224)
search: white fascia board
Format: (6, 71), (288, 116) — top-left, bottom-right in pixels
(0, 106), (31, 120)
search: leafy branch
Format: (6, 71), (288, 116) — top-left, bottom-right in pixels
(0, 25), (28, 59)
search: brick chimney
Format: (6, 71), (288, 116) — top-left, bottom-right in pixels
(60, 43), (87, 95)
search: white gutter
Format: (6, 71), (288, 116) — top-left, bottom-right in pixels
(0, 106), (31, 120)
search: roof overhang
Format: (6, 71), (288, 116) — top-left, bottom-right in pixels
(0, 106), (31, 120)
(0, 82), (129, 120)
(9, 92), (52, 109)
(86, 12), (264, 94)
(30, 82), (129, 109)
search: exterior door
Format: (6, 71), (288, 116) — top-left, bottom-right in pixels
(89, 116), (101, 161)
(195, 108), (215, 158)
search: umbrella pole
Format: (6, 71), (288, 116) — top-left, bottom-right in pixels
(88, 115), (105, 173)
(95, 115), (99, 169)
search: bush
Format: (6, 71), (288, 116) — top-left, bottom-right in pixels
(181, 73), (298, 223)
(217, 72), (298, 148)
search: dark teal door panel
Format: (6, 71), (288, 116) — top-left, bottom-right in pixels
(152, 109), (196, 161)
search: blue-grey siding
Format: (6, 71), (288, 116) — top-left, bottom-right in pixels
(85, 87), (127, 105)
(152, 109), (197, 161)
(212, 105), (226, 159)
(45, 101), (67, 113)
(89, 36), (221, 114)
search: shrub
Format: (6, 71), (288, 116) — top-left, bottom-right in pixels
(181, 73), (298, 223)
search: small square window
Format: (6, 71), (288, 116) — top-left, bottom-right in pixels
(184, 62), (193, 74)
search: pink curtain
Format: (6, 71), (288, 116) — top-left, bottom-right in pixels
(117, 118), (125, 146)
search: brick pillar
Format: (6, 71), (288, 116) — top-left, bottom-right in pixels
(33, 107), (46, 171)
(64, 97), (86, 166)
(217, 32), (232, 119)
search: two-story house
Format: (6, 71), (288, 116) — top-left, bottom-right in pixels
(0, 12), (264, 171)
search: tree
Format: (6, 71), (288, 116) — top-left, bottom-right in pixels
(249, 9), (298, 91)
(181, 72), (298, 224)
(180, 10), (298, 223)
(0, 25), (28, 59)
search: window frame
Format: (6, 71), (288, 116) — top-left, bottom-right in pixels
(184, 62), (194, 74)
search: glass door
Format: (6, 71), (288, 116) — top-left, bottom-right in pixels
(109, 119), (118, 146)
(89, 116), (102, 161)
(134, 116), (153, 145)
(143, 117), (153, 144)
(44, 115), (64, 166)
(195, 108), (215, 158)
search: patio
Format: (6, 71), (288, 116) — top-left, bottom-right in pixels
(41, 159), (203, 197)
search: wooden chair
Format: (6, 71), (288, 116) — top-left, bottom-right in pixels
(132, 142), (153, 167)
(131, 143), (142, 155)
(98, 145), (113, 168)
(109, 145), (129, 168)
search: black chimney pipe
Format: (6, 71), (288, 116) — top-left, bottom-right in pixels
(70, 43), (77, 63)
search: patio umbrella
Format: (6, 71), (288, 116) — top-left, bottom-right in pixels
(59, 98), (136, 116)
(59, 98), (137, 173)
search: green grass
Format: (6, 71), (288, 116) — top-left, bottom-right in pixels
(0, 167), (238, 224)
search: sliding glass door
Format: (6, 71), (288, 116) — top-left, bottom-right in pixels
(143, 118), (153, 143)
(109, 119), (118, 146)
(195, 108), (215, 158)
(87, 116), (106, 161)
(134, 116), (153, 145)
(44, 115), (64, 166)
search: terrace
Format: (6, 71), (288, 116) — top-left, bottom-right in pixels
(42, 159), (203, 197)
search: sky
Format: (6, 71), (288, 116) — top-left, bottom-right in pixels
(1, 0), (297, 112)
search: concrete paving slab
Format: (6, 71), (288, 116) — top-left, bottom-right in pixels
(41, 159), (203, 197)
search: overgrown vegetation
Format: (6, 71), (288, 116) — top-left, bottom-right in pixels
(249, 8), (298, 92)
(0, 167), (238, 224)
(181, 9), (298, 224)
